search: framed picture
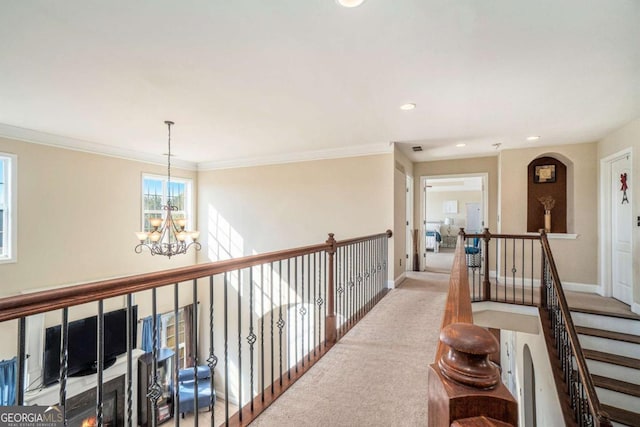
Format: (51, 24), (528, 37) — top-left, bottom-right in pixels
(534, 164), (556, 183)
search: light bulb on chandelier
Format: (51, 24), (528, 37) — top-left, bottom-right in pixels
(135, 121), (201, 258)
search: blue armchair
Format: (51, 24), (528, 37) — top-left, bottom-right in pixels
(177, 366), (215, 417)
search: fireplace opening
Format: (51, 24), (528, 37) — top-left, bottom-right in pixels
(66, 375), (125, 427)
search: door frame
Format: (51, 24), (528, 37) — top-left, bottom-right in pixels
(406, 175), (414, 270)
(599, 148), (633, 299)
(420, 173), (488, 270)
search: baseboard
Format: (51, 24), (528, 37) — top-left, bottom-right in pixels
(215, 388), (239, 406)
(560, 282), (600, 294)
(391, 272), (406, 289)
(632, 302), (640, 315)
(489, 271), (599, 295)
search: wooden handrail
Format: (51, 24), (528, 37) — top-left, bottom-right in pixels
(434, 235), (473, 362)
(539, 232), (610, 426)
(428, 233), (517, 426)
(0, 231), (391, 323)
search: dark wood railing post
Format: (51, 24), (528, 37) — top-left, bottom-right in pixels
(482, 228), (491, 301)
(326, 233), (338, 344)
(539, 229), (547, 307)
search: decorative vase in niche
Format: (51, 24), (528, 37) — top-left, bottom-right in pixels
(544, 210), (551, 232)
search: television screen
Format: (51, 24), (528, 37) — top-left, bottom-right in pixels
(43, 306), (137, 387)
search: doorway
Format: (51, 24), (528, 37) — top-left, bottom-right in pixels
(601, 150), (633, 304)
(420, 173), (488, 271)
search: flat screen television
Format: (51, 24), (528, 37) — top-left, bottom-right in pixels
(42, 306), (137, 387)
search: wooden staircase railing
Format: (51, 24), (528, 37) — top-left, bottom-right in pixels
(0, 230), (392, 427)
(428, 235), (518, 426)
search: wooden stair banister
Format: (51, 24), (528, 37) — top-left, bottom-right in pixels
(428, 235), (517, 427)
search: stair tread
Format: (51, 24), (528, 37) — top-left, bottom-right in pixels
(592, 373), (640, 397)
(601, 404), (640, 427)
(570, 306), (640, 321)
(576, 325), (640, 345)
(584, 349), (640, 370)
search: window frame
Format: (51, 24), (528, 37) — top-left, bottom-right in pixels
(141, 173), (194, 234)
(0, 153), (17, 264)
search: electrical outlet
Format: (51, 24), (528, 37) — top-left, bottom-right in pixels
(399, 258), (402, 266)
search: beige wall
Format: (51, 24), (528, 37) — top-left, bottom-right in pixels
(196, 154), (393, 261)
(0, 136), (197, 358)
(598, 117), (640, 309)
(499, 143), (598, 285)
(413, 156), (499, 234)
(425, 190), (482, 235)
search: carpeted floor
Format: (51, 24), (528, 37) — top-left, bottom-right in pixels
(251, 272), (450, 426)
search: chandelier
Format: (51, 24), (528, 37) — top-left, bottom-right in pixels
(135, 121), (201, 258)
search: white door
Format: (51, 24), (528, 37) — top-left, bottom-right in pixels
(466, 202), (482, 233)
(611, 155), (632, 305)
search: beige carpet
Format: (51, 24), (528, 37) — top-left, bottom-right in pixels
(251, 272), (450, 426)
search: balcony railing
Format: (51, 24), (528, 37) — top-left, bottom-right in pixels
(0, 230), (392, 427)
(460, 228), (611, 427)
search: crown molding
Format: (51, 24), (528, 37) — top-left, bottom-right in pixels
(0, 123), (198, 170)
(197, 142), (393, 171)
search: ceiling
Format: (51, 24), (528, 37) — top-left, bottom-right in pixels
(0, 1), (638, 169)
(426, 177), (482, 192)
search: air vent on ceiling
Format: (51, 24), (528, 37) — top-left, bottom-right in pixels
(412, 146), (423, 152)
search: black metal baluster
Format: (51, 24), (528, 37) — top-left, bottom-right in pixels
(260, 265), (265, 403)
(300, 256), (305, 368)
(125, 296), (133, 427)
(294, 257), (299, 373)
(148, 289), (160, 427)
(207, 276), (217, 427)
(277, 260), (284, 385)
(192, 279), (200, 424)
(224, 272), (229, 424)
(97, 301), (104, 427)
(248, 268), (256, 412)
(323, 250), (328, 348)
(312, 252), (317, 356)
(237, 270), (242, 422)
(337, 247), (344, 338)
(531, 241), (534, 305)
(512, 239), (516, 303)
(270, 262), (274, 394)
(306, 253), (311, 362)
(285, 259), (290, 381)
(16, 317), (26, 405)
(317, 251), (323, 351)
(60, 308), (69, 426)
(173, 284), (180, 426)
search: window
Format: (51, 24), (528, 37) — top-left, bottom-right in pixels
(0, 154), (16, 263)
(142, 174), (193, 233)
(161, 309), (187, 369)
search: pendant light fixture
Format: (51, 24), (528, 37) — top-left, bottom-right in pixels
(135, 121), (201, 258)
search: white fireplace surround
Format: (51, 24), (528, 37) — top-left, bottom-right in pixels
(23, 314), (143, 424)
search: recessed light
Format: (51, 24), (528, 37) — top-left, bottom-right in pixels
(527, 136), (541, 141)
(336, 0), (366, 7)
(400, 103), (416, 111)
(456, 143), (466, 148)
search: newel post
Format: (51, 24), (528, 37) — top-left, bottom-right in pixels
(482, 228), (492, 300)
(326, 233), (338, 344)
(428, 323), (518, 426)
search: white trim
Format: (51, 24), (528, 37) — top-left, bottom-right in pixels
(391, 272), (406, 288)
(525, 232), (578, 240)
(0, 122), (198, 170)
(632, 302), (640, 316)
(561, 281), (602, 295)
(599, 148), (633, 299)
(0, 153), (17, 264)
(197, 143), (392, 171)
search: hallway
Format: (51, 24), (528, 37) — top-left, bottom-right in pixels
(252, 272), (449, 426)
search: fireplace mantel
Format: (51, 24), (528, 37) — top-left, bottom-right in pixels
(24, 349), (144, 424)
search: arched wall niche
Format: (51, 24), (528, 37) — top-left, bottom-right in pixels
(527, 153), (573, 233)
